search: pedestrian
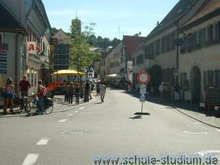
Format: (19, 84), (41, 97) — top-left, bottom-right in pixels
(99, 81), (106, 103)
(3, 78), (15, 114)
(159, 82), (164, 103)
(37, 80), (47, 115)
(84, 80), (90, 102)
(96, 82), (100, 96)
(74, 82), (80, 105)
(68, 82), (74, 104)
(19, 75), (31, 109)
(64, 82), (69, 103)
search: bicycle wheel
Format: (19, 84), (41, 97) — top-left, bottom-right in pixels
(44, 98), (54, 114)
(44, 105), (53, 114)
(27, 102), (37, 115)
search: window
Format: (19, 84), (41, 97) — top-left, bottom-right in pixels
(170, 32), (176, 50)
(0, 33), (2, 43)
(208, 70), (214, 86)
(198, 28), (206, 48)
(207, 25), (214, 44)
(215, 70), (220, 87)
(155, 39), (160, 55)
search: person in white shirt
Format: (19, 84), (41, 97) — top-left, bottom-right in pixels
(99, 81), (106, 103)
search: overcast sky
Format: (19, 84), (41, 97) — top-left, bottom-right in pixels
(43, 0), (179, 39)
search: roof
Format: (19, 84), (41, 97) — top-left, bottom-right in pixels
(185, 0), (220, 25)
(147, 0), (198, 38)
(123, 35), (145, 60)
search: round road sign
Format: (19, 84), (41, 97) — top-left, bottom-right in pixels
(137, 71), (151, 84)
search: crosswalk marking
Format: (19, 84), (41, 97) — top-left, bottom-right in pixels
(22, 154), (39, 165)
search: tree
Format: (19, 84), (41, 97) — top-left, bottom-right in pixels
(69, 18), (100, 73)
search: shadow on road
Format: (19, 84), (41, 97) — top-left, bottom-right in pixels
(129, 115), (142, 120)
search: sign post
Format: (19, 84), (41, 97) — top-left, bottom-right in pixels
(136, 71), (151, 115)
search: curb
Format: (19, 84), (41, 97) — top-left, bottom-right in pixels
(173, 106), (220, 129)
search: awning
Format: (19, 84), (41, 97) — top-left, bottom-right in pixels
(106, 73), (123, 79)
(52, 69), (85, 76)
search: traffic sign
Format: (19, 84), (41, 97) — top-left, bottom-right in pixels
(137, 71), (151, 84)
(140, 84), (146, 94)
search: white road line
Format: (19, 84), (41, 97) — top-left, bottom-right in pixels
(59, 119), (67, 123)
(198, 150), (220, 158)
(74, 111), (79, 113)
(36, 138), (50, 145)
(79, 107), (84, 110)
(22, 154), (39, 165)
(183, 131), (208, 135)
(67, 114), (73, 117)
(217, 129), (220, 132)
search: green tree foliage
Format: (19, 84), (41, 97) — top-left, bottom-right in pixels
(70, 19), (100, 72)
(88, 35), (120, 49)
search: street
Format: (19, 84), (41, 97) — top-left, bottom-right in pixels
(0, 89), (219, 165)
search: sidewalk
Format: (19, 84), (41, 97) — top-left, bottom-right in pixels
(129, 91), (220, 129)
(0, 93), (99, 118)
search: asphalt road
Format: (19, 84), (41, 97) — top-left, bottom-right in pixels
(0, 89), (219, 165)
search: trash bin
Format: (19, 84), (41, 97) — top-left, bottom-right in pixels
(214, 106), (220, 118)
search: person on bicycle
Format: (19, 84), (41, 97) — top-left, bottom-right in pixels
(19, 75), (31, 109)
(37, 80), (46, 115)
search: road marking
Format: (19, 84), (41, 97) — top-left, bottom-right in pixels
(67, 114), (73, 117)
(79, 107), (84, 110)
(198, 150), (220, 158)
(22, 153), (39, 165)
(36, 138), (50, 145)
(183, 131), (208, 135)
(217, 129), (220, 132)
(59, 119), (67, 123)
(74, 111), (79, 113)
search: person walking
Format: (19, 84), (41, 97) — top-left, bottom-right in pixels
(99, 81), (106, 103)
(74, 82), (80, 105)
(19, 75), (31, 109)
(84, 80), (90, 102)
(3, 78), (15, 114)
(37, 80), (46, 115)
(68, 82), (74, 104)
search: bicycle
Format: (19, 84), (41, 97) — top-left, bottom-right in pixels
(13, 94), (31, 115)
(28, 93), (54, 115)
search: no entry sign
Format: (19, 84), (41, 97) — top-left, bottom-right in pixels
(137, 71), (151, 84)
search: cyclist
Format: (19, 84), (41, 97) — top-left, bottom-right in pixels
(37, 80), (47, 115)
(19, 75), (31, 110)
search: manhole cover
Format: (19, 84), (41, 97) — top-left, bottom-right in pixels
(62, 130), (90, 136)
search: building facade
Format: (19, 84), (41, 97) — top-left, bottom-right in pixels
(0, 0), (51, 95)
(51, 29), (71, 71)
(132, 0), (220, 104)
